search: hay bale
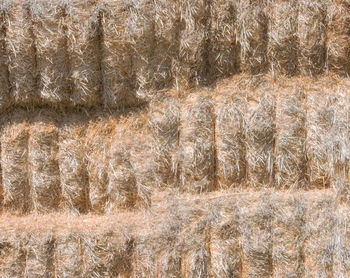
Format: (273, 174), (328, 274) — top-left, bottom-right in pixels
(327, 0), (350, 76)
(1, 110), (30, 214)
(245, 82), (275, 188)
(99, 0), (139, 108)
(267, 0), (298, 75)
(28, 110), (61, 213)
(86, 113), (115, 214)
(304, 194), (336, 277)
(241, 196), (273, 277)
(66, 0), (101, 107)
(24, 232), (55, 278)
(271, 194), (306, 277)
(31, 0), (70, 106)
(298, 0), (327, 76)
(274, 80), (308, 190)
(215, 86), (246, 189)
(106, 144), (137, 213)
(237, 0), (268, 75)
(0, 3), (10, 112)
(83, 231), (133, 277)
(54, 232), (84, 278)
(5, 1), (37, 106)
(179, 91), (215, 193)
(58, 112), (89, 214)
(210, 207), (242, 277)
(149, 92), (180, 188)
(175, 0), (210, 88)
(210, 0), (240, 81)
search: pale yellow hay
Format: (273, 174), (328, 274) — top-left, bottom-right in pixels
(0, 3), (10, 112)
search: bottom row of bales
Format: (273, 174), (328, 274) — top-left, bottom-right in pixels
(0, 107), (153, 215)
(150, 75), (350, 194)
(0, 191), (349, 277)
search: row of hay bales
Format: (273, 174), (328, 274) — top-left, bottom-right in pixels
(0, 0), (350, 112)
(0, 107), (152, 215)
(0, 191), (348, 277)
(150, 75), (350, 194)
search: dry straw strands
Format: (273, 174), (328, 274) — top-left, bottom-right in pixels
(298, 0), (327, 76)
(66, 0), (101, 107)
(0, 3), (10, 112)
(210, 0), (240, 81)
(0, 110), (30, 214)
(274, 80), (307, 190)
(237, 0), (268, 75)
(327, 0), (350, 76)
(179, 91), (216, 193)
(245, 80), (275, 188)
(31, 0), (70, 106)
(5, 1), (37, 107)
(149, 92), (180, 188)
(58, 112), (89, 214)
(267, 0), (299, 76)
(176, 0), (210, 89)
(214, 85), (246, 189)
(28, 110), (60, 213)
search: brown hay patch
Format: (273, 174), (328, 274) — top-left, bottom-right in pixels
(0, 3), (10, 112)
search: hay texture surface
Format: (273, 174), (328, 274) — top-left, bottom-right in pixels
(28, 110), (60, 213)
(179, 91), (215, 193)
(0, 3), (10, 112)
(66, 0), (101, 107)
(0, 110), (30, 214)
(31, 0), (70, 106)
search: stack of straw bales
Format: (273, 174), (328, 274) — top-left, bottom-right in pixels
(179, 91), (215, 193)
(210, 0), (240, 80)
(245, 79), (275, 188)
(0, 110), (30, 214)
(5, 0), (37, 107)
(58, 112), (89, 214)
(31, 0), (70, 106)
(267, 0), (299, 75)
(327, 0), (350, 76)
(214, 82), (246, 189)
(149, 92), (180, 188)
(237, 0), (268, 75)
(176, 0), (210, 88)
(274, 79), (308, 190)
(28, 110), (60, 213)
(298, 0), (327, 76)
(0, 3), (10, 112)
(66, 0), (101, 107)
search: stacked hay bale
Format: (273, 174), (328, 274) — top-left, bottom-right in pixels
(237, 0), (268, 75)
(58, 112), (89, 214)
(28, 110), (61, 213)
(304, 193), (336, 277)
(327, 0), (350, 76)
(24, 232), (55, 277)
(66, 0), (101, 107)
(214, 82), (246, 189)
(31, 0), (70, 106)
(149, 92), (180, 188)
(244, 78), (275, 188)
(179, 91), (216, 193)
(85, 112), (115, 214)
(267, 0), (299, 75)
(271, 194), (306, 277)
(274, 79), (308, 190)
(176, 0), (210, 88)
(298, 0), (327, 76)
(0, 3), (10, 111)
(0, 232), (26, 277)
(1, 110), (30, 214)
(5, 0), (37, 107)
(210, 0), (240, 81)
(54, 232), (84, 277)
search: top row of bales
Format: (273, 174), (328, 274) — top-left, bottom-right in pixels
(0, 0), (350, 112)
